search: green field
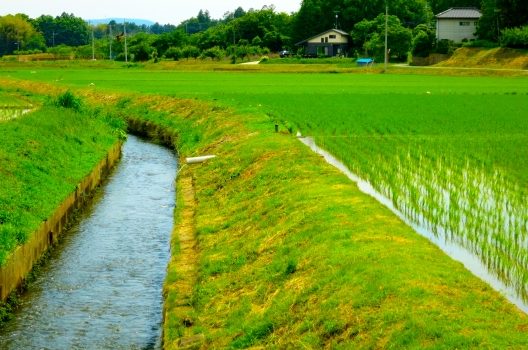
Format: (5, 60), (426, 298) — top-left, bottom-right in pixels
(4, 64), (527, 301)
(1, 63), (528, 347)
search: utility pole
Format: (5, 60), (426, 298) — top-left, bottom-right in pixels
(91, 23), (95, 60)
(334, 10), (340, 29)
(109, 24), (113, 60)
(124, 19), (128, 63)
(232, 14), (236, 64)
(384, 3), (388, 72)
(494, 9), (501, 45)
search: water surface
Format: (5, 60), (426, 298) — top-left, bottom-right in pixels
(0, 135), (177, 349)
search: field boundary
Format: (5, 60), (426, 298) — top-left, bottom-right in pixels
(163, 175), (203, 349)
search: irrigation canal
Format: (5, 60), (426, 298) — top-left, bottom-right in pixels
(0, 135), (177, 349)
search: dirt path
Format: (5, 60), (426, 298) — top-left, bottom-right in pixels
(393, 63), (528, 73)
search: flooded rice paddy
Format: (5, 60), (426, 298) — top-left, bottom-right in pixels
(0, 108), (31, 122)
(300, 136), (528, 313)
(0, 135), (177, 349)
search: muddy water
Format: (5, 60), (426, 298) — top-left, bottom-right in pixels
(0, 135), (177, 349)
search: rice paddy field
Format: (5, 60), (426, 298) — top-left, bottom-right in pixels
(1, 62), (528, 347)
(0, 91), (32, 122)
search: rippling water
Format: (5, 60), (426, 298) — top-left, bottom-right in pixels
(0, 135), (177, 349)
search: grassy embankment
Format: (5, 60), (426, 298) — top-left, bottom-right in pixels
(1, 68), (528, 348)
(0, 88), (123, 318)
(437, 47), (528, 70)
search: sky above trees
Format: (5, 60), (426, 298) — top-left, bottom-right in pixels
(1, 0), (301, 25)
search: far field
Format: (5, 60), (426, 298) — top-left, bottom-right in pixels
(1, 62), (527, 347)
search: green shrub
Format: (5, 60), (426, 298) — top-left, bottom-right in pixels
(463, 39), (499, 48)
(55, 91), (83, 111)
(435, 39), (457, 55)
(501, 26), (528, 48)
(164, 47), (183, 61)
(201, 46), (225, 61)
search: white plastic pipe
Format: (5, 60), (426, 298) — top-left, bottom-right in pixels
(186, 155), (216, 164)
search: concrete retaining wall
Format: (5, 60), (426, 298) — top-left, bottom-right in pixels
(0, 142), (122, 302)
(127, 118), (178, 151)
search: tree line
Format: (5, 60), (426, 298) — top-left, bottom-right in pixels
(1, 1), (526, 61)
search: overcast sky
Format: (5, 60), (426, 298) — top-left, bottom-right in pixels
(2, 0), (301, 25)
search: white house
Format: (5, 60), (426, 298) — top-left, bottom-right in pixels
(295, 29), (350, 57)
(436, 7), (482, 42)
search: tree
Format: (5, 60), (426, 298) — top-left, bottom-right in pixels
(495, 0), (528, 29)
(181, 45), (200, 59)
(153, 30), (187, 56)
(164, 46), (183, 60)
(53, 13), (89, 46)
(428, 0), (480, 15)
(411, 23), (435, 57)
(353, 14), (412, 61)
(478, 0), (528, 41)
(292, 0), (327, 44)
(293, 0), (430, 44)
(127, 32), (156, 61)
(33, 15), (55, 46)
(500, 25), (528, 48)
(234, 7), (247, 19)
(0, 14), (44, 55)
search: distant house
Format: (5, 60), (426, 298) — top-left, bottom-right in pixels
(295, 29), (350, 57)
(436, 7), (482, 42)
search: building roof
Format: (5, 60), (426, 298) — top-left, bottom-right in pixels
(295, 29), (349, 46)
(436, 7), (482, 19)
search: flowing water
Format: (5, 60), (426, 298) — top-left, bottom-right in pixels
(0, 135), (177, 349)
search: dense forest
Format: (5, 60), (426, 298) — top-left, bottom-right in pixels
(0, 0), (526, 61)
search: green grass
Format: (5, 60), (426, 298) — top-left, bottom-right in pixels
(0, 89), (32, 108)
(1, 64), (528, 347)
(0, 92), (121, 265)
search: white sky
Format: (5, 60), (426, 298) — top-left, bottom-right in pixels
(1, 0), (301, 25)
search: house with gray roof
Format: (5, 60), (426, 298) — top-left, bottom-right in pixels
(295, 29), (350, 57)
(436, 7), (482, 42)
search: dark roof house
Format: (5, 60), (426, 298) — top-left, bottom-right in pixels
(295, 29), (350, 57)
